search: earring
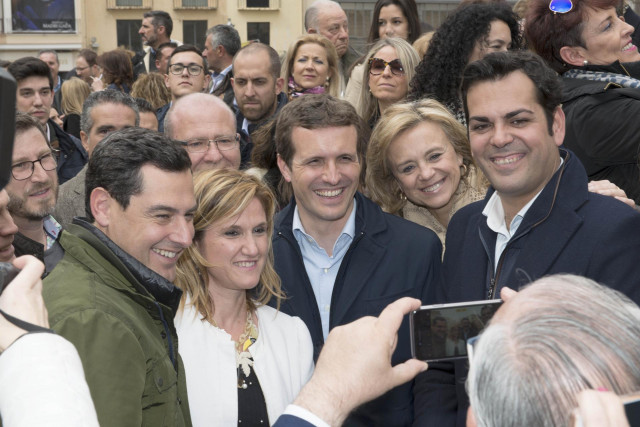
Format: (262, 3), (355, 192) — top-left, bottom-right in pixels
(398, 188), (407, 201)
(583, 60), (589, 66)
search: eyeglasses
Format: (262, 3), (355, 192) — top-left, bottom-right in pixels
(11, 152), (57, 181)
(168, 63), (204, 76)
(181, 135), (240, 153)
(549, 0), (573, 13)
(368, 57), (405, 76)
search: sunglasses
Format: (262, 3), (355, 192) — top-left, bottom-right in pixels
(549, 0), (573, 13)
(368, 57), (405, 76)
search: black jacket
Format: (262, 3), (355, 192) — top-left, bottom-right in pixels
(272, 192), (442, 426)
(48, 119), (87, 185)
(561, 61), (640, 203)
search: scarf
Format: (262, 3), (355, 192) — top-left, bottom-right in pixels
(563, 68), (640, 88)
(287, 77), (326, 99)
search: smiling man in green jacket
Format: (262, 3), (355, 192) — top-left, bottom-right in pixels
(43, 127), (196, 426)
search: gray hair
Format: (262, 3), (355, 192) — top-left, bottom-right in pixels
(467, 274), (640, 427)
(164, 92), (235, 138)
(206, 24), (241, 57)
(80, 90), (140, 134)
(305, 0), (342, 31)
(38, 49), (59, 64)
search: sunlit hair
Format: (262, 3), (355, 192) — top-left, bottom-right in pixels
(130, 72), (171, 110)
(282, 34), (342, 98)
(357, 37), (420, 124)
(61, 77), (91, 116)
(366, 98), (474, 214)
(525, 0), (617, 73)
(175, 169), (284, 322)
(468, 274), (640, 426)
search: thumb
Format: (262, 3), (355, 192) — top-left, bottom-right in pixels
(387, 360), (428, 389)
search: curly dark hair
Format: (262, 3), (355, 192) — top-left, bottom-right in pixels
(408, 3), (522, 107)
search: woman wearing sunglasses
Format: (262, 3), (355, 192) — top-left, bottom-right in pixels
(409, 3), (522, 125)
(356, 37), (420, 128)
(526, 0), (640, 204)
(281, 34), (341, 100)
(344, 0), (421, 108)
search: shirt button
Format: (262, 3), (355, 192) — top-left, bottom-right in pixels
(161, 331), (167, 339)
(323, 268), (328, 274)
(324, 304), (330, 312)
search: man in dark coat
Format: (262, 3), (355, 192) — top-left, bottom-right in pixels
(272, 95), (442, 427)
(414, 50), (640, 427)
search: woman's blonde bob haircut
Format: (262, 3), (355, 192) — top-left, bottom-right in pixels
(366, 98), (474, 215)
(175, 169), (284, 322)
(60, 77), (91, 116)
(357, 37), (420, 123)
(282, 34), (342, 98)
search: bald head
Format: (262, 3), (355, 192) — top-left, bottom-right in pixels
(468, 275), (640, 427)
(165, 93), (241, 172)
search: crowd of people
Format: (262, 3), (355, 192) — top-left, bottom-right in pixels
(1, 0), (640, 425)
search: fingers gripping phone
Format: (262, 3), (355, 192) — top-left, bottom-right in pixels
(410, 300), (502, 362)
(0, 262), (20, 295)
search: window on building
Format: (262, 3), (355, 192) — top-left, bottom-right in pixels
(181, 0), (208, 6)
(116, 20), (142, 52)
(247, 0), (270, 7)
(116, 0), (143, 5)
(247, 22), (269, 45)
(183, 20), (208, 51)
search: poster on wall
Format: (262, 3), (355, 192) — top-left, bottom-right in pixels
(12, 0), (75, 32)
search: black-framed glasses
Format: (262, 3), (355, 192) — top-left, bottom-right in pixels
(169, 63), (204, 76)
(549, 0), (573, 13)
(181, 135), (240, 153)
(11, 152), (57, 181)
(368, 57), (405, 76)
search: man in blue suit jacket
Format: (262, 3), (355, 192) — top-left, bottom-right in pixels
(272, 95), (442, 426)
(414, 50), (640, 427)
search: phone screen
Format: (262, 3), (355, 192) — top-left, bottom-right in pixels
(410, 300), (502, 362)
(623, 393), (640, 426)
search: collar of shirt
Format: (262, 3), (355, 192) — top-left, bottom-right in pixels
(53, 75), (62, 93)
(482, 156), (563, 269)
(43, 215), (62, 250)
(292, 198), (357, 255)
(242, 118), (250, 134)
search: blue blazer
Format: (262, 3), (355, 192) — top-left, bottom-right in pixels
(414, 149), (640, 426)
(272, 192), (442, 426)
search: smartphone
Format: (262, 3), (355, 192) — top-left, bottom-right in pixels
(0, 262), (20, 295)
(410, 300), (502, 362)
(623, 392), (640, 426)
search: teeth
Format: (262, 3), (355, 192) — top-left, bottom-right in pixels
(623, 42), (635, 51)
(235, 261), (256, 267)
(315, 189), (343, 197)
(422, 181), (443, 192)
(153, 248), (178, 258)
(493, 155), (521, 165)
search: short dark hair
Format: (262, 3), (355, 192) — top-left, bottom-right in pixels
(85, 127), (191, 222)
(169, 44), (208, 71)
(143, 10), (173, 38)
(275, 95), (370, 183)
(7, 57), (54, 89)
(233, 42), (281, 80)
(368, 0), (421, 44)
(97, 49), (134, 89)
(38, 49), (59, 64)
(461, 50), (562, 135)
(525, 0), (617, 73)
(77, 49), (98, 67)
(81, 90), (140, 134)
(134, 97), (155, 114)
(206, 25), (241, 57)
(15, 112), (48, 144)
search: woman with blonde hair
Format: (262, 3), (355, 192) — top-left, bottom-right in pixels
(357, 37), (420, 127)
(282, 34), (341, 99)
(366, 99), (487, 249)
(130, 72), (171, 110)
(60, 77), (91, 138)
(175, 169), (313, 426)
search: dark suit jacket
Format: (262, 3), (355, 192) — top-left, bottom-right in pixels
(272, 192), (442, 426)
(212, 68), (235, 109)
(414, 150), (640, 426)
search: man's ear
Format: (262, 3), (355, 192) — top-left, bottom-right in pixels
(307, 28), (318, 35)
(275, 77), (285, 95)
(164, 72), (170, 88)
(559, 46), (587, 67)
(230, 77), (235, 90)
(277, 154), (292, 182)
(90, 187), (112, 228)
(551, 106), (566, 147)
(80, 130), (89, 153)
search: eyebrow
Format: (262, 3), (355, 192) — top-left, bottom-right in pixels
(12, 149), (52, 164)
(146, 204), (197, 215)
(469, 108), (533, 122)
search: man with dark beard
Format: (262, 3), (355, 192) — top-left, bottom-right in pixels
(6, 113), (62, 275)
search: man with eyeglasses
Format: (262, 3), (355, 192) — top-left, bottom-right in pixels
(8, 57), (87, 185)
(157, 45), (211, 132)
(165, 93), (241, 171)
(6, 113), (63, 276)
